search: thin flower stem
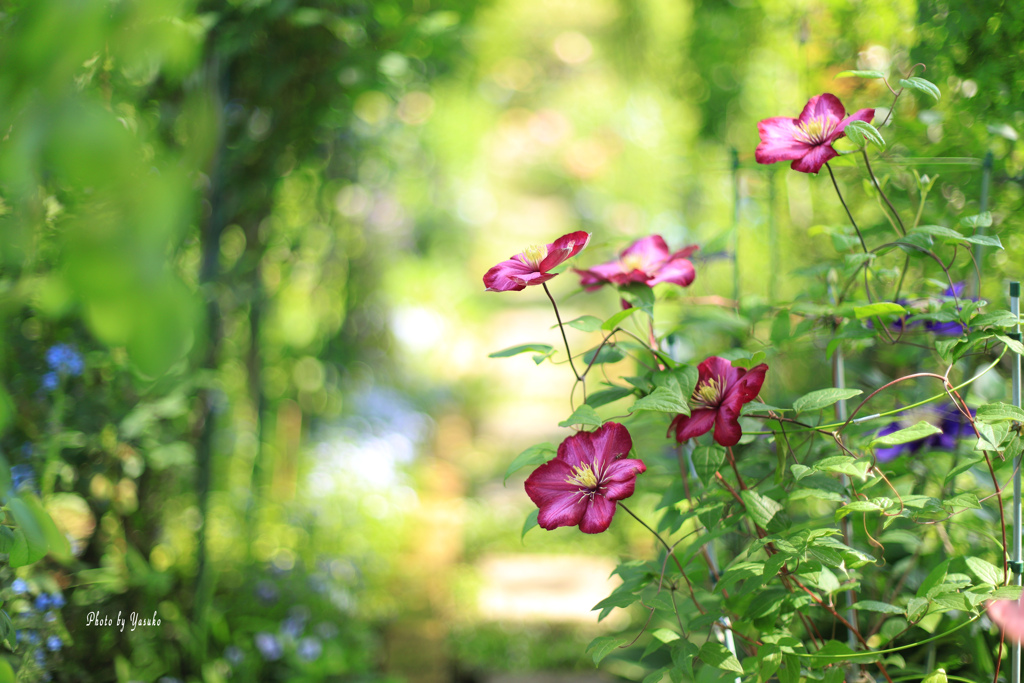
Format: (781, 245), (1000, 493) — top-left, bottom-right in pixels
(542, 282), (582, 382)
(861, 149), (906, 236)
(619, 503), (706, 615)
(725, 447), (747, 491)
(826, 162), (868, 253)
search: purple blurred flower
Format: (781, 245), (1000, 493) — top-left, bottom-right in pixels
(41, 373), (59, 391)
(224, 645), (245, 665)
(45, 344), (84, 376)
(875, 403), (973, 463)
(11, 579), (28, 595)
(255, 580), (278, 605)
(45, 636), (62, 652)
(254, 632), (283, 661)
(925, 282), (971, 336)
(11, 465), (36, 493)
(297, 636), (323, 662)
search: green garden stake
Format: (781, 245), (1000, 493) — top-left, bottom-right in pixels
(1011, 281), (1021, 683)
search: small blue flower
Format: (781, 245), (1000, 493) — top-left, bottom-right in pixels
(26, 630), (39, 644)
(41, 372), (59, 392)
(11, 579), (28, 595)
(255, 581), (278, 605)
(35, 595), (50, 611)
(44, 612), (56, 623)
(11, 465), (36, 493)
(254, 632), (282, 661)
(46, 635), (61, 652)
(280, 616), (305, 639)
(45, 344), (84, 376)
(224, 645), (244, 666)
(34, 649), (45, 666)
(297, 636), (322, 662)
(48, 593), (65, 609)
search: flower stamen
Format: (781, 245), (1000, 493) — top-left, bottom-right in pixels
(691, 377), (726, 409)
(520, 244), (548, 268)
(566, 463), (600, 490)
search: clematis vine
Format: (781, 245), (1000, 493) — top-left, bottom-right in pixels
(755, 93), (875, 174)
(669, 356), (768, 448)
(874, 402), (973, 463)
(524, 422), (645, 534)
(924, 282), (971, 336)
(576, 235), (698, 291)
(483, 231), (590, 292)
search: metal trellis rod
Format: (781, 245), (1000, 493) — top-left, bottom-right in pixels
(1011, 281), (1021, 683)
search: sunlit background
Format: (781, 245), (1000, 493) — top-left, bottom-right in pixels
(0, 0), (1021, 681)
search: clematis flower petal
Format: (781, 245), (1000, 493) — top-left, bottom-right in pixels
(790, 144), (840, 174)
(578, 495), (617, 534)
(524, 422), (643, 534)
(576, 235), (698, 291)
(712, 404), (743, 447)
(669, 408), (717, 443)
(483, 231), (591, 293)
(671, 356), (768, 446)
(756, 93), (874, 175)
(989, 599), (1024, 643)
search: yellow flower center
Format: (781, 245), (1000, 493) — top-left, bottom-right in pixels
(621, 253), (646, 272)
(566, 463), (600, 490)
(691, 377), (726, 410)
(521, 244), (548, 269)
(796, 115), (836, 145)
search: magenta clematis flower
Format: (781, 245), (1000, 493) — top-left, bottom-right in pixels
(483, 231), (591, 292)
(524, 422), (645, 534)
(576, 235), (698, 291)
(989, 600), (1024, 643)
(755, 93), (875, 174)
(669, 356), (768, 448)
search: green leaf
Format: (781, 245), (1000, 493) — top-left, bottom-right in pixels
(741, 489), (783, 529)
(692, 446), (725, 485)
(651, 628), (680, 644)
(975, 421), (1009, 452)
(911, 224), (965, 241)
(917, 559), (950, 598)
(970, 311), (1019, 327)
(836, 69), (886, 79)
(583, 344), (625, 366)
(816, 566), (841, 594)
(560, 315), (603, 332)
(630, 385), (688, 414)
(998, 334), (1024, 356)
(793, 387), (863, 413)
(814, 455), (865, 477)
(601, 307), (641, 331)
(587, 636), (624, 666)
(778, 653), (801, 683)
(966, 556), (1002, 586)
(488, 343), (556, 364)
(853, 600), (904, 614)
(698, 642), (744, 674)
(962, 233), (1003, 249)
(6, 497), (49, 567)
(620, 284), (655, 319)
(960, 211), (993, 228)
(844, 120), (885, 150)
(835, 501), (882, 521)
(521, 509), (539, 540)
(585, 387), (634, 408)
(900, 76), (941, 100)
(993, 585), (1023, 600)
(942, 492), (981, 510)
(0, 656), (13, 683)
(906, 596), (929, 622)
(853, 302), (907, 320)
(757, 644), (782, 681)
(504, 443), (557, 484)
(871, 421), (942, 447)
(921, 670), (948, 683)
(558, 405), (604, 428)
(945, 456), (984, 485)
(740, 401), (788, 415)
